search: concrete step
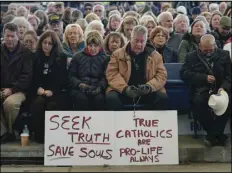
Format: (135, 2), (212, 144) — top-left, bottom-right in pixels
(1, 135), (231, 165)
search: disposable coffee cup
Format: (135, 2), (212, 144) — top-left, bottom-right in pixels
(21, 133), (29, 146)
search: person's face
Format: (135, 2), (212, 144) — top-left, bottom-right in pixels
(219, 26), (231, 36)
(4, 29), (19, 50)
(48, 5), (55, 13)
(108, 36), (122, 53)
(49, 22), (63, 37)
(211, 15), (221, 30)
(8, 4), (17, 12)
(42, 36), (53, 55)
(161, 15), (173, 33)
(110, 18), (121, 30)
(23, 34), (37, 50)
(152, 31), (167, 47)
(55, 4), (64, 14)
(199, 42), (215, 56)
(87, 44), (101, 56)
(17, 8), (27, 17)
(94, 6), (104, 18)
(192, 21), (205, 37)
(18, 24), (27, 40)
(123, 23), (134, 39)
(67, 27), (80, 44)
(147, 22), (156, 37)
(175, 18), (188, 33)
(84, 6), (92, 15)
(131, 34), (146, 54)
(219, 3), (227, 14)
(201, 5), (208, 12)
(29, 18), (38, 31)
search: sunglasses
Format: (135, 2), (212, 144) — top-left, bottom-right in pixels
(85, 8), (92, 11)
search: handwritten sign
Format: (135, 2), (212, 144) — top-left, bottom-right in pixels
(44, 111), (178, 165)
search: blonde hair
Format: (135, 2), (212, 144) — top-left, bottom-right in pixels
(63, 24), (84, 45)
(140, 15), (157, 28)
(123, 11), (140, 20)
(85, 12), (101, 23)
(85, 30), (103, 46)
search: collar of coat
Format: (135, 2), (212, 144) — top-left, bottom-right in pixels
(117, 42), (156, 61)
(1, 41), (25, 58)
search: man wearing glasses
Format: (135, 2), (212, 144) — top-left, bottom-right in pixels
(212, 16), (232, 48)
(83, 3), (93, 18)
(93, 4), (108, 29)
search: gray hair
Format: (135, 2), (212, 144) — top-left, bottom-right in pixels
(109, 10), (121, 17)
(47, 2), (55, 7)
(200, 34), (216, 45)
(27, 15), (40, 26)
(11, 17), (33, 31)
(16, 6), (29, 18)
(209, 3), (219, 12)
(174, 14), (190, 26)
(157, 12), (173, 24)
(131, 25), (148, 41)
(93, 4), (105, 12)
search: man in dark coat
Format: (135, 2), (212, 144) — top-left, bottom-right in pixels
(1, 23), (33, 143)
(180, 34), (231, 146)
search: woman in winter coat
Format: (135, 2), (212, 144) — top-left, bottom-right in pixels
(178, 20), (207, 63)
(68, 30), (108, 110)
(30, 30), (68, 143)
(62, 24), (85, 66)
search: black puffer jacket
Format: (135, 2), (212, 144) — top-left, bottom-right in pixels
(68, 49), (108, 90)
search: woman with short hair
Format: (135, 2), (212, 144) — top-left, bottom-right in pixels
(103, 32), (125, 56)
(27, 15), (40, 32)
(140, 15), (157, 38)
(30, 30), (68, 143)
(178, 20), (207, 62)
(11, 17), (33, 41)
(22, 30), (38, 52)
(68, 30), (107, 110)
(149, 26), (178, 63)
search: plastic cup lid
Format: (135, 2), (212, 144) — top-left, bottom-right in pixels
(21, 133), (29, 137)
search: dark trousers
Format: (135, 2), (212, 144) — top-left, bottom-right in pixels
(30, 94), (66, 142)
(192, 92), (230, 137)
(106, 91), (168, 110)
(70, 90), (105, 110)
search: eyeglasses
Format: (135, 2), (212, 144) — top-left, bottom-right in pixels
(94, 10), (102, 12)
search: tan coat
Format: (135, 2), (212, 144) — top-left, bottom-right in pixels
(106, 45), (167, 94)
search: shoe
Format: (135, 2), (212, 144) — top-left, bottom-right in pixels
(204, 135), (218, 147)
(1, 133), (16, 144)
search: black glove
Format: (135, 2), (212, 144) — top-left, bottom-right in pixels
(138, 84), (152, 96)
(87, 86), (102, 95)
(124, 85), (139, 99)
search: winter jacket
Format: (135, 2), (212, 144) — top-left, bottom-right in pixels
(166, 31), (183, 52)
(32, 52), (68, 95)
(68, 49), (108, 90)
(62, 41), (85, 58)
(1, 42), (33, 94)
(106, 43), (167, 94)
(178, 32), (199, 63)
(180, 49), (231, 98)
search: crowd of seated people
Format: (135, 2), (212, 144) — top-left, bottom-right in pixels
(0, 2), (231, 146)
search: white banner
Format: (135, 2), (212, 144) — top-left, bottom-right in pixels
(44, 111), (178, 166)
